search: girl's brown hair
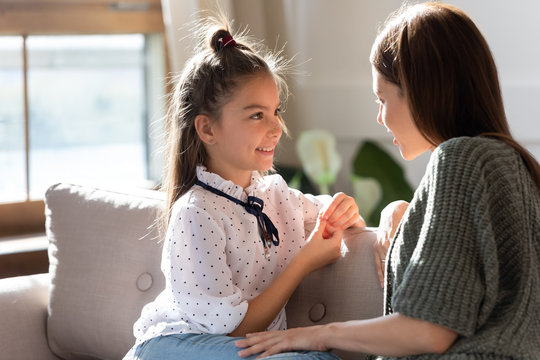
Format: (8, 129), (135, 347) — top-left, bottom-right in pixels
(370, 2), (540, 189)
(161, 14), (290, 227)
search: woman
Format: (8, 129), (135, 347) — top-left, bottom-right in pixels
(236, 2), (540, 358)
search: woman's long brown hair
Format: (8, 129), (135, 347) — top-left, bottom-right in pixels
(370, 2), (540, 189)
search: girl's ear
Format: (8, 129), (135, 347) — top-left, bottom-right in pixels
(194, 115), (216, 145)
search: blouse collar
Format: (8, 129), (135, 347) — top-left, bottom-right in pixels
(196, 166), (263, 201)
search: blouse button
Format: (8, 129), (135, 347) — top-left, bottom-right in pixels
(308, 303), (326, 322)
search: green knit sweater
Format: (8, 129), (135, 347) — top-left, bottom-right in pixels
(383, 137), (540, 359)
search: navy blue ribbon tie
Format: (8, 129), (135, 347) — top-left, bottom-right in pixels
(196, 180), (280, 249)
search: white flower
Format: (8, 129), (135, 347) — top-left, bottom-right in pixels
(296, 129), (341, 194)
(350, 174), (382, 221)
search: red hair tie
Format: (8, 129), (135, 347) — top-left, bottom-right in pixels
(222, 35), (236, 48)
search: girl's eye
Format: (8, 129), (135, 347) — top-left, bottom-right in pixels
(250, 112), (263, 120)
(274, 108), (282, 116)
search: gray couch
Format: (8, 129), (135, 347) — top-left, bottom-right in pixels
(0, 183), (383, 360)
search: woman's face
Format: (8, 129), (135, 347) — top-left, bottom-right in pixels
(372, 68), (434, 160)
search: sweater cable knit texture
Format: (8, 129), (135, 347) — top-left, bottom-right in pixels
(383, 137), (539, 359)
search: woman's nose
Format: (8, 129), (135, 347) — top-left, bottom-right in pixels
(377, 104), (383, 125)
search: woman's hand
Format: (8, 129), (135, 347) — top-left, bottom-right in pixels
(297, 214), (343, 274)
(321, 192), (366, 238)
(236, 326), (328, 359)
(375, 200), (409, 287)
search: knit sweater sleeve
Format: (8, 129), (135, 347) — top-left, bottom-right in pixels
(389, 138), (498, 337)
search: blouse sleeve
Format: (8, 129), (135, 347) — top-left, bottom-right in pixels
(389, 140), (497, 337)
(162, 203), (248, 334)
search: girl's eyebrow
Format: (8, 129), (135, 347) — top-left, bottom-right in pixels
(243, 103), (281, 111)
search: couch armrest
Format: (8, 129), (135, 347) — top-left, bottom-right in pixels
(0, 273), (59, 360)
(286, 227), (383, 360)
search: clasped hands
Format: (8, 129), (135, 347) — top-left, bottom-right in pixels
(235, 200), (409, 358)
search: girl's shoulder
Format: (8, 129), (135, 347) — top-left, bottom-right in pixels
(260, 173), (308, 199)
(170, 186), (208, 217)
(260, 172), (288, 190)
(260, 173), (330, 208)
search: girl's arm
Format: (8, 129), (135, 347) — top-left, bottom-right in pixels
(236, 313), (458, 358)
(229, 216), (342, 337)
(230, 189), (361, 337)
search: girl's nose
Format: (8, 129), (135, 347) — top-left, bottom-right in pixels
(270, 116), (283, 137)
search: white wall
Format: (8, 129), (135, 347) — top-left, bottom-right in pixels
(162, 0), (540, 194)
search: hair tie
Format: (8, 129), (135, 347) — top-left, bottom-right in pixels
(222, 34), (236, 48)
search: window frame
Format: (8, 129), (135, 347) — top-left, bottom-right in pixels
(0, 0), (166, 237)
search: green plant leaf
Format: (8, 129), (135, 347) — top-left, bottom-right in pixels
(352, 140), (414, 226)
(350, 174), (382, 222)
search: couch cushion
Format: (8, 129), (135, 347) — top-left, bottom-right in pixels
(45, 183), (166, 360)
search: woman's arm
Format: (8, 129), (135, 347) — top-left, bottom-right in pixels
(324, 313), (457, 356)
(229, 216), (343, 337)
(374, 200), (409, 287)
(236, 313), (458, 358)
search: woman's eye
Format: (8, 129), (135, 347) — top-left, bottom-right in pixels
(250, 112), (263, 120)
(374, 98), (383, 105)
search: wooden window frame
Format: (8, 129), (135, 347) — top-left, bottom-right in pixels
(0, 0), (166, 237)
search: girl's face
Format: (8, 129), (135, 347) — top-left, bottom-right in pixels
(206, 73), (282, 187)
(372, 68), (433, 160)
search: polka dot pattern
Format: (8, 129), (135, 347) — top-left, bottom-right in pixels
(132, 166), (331, 345)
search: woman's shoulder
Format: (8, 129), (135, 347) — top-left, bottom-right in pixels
(433, 136), (518, 169)
(437, 135), (511, 154)
(424, 136), (533, 200)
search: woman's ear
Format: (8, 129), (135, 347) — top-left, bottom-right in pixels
(194, 115), (216, 145)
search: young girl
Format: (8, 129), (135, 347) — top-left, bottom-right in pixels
(124, 15), (364, 360)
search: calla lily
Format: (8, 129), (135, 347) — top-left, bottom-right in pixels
(296, 129), (341, 194)
(350, 174), (383, 222)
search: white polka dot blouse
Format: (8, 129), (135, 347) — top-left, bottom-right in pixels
(132, 166), (331, 344)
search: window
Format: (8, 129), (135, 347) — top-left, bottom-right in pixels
(0, 36), (25, 203)
(0, 0), (166, 236)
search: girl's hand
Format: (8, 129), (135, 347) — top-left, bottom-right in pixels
(298, 214), (343, 274)
(236, 326), (328, 359)
(375, 200), (409, 287)
(321, 192), (365, 238)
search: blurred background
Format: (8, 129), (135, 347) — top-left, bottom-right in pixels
(1, 0), (539, 275)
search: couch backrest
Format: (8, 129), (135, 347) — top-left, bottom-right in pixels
(45, 183), (382, 360)
(46, 183), (166, 360)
